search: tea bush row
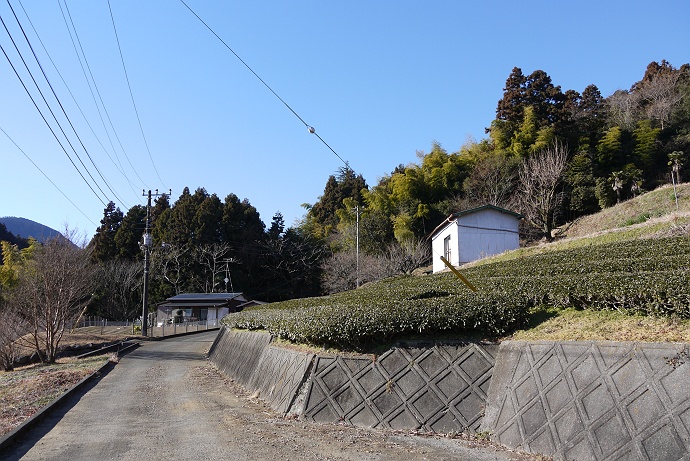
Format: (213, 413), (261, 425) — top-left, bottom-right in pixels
(224, 236), (690, 349)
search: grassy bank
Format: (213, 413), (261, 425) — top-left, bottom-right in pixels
(224, 184), (690, 351)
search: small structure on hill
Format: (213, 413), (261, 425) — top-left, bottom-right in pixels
(431, 205), (522, 273)
(156, 292), (250, 325)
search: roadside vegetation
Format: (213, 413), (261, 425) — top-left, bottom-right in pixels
(0, 354), (110, 437)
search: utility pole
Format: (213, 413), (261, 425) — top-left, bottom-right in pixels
(141, 189), (169, 337)
(355, 205), (360, 288)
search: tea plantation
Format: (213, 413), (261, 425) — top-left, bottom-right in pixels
(223, 235), (690, 351)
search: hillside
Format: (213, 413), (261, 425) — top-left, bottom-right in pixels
(224, 184), (690, 349)
(0, 217), (63, 243)
(560, 182), (690, 239)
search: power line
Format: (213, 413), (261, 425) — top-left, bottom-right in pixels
(107, 0), (166, 188)
(16, 0), (143, 200)
(5, 0), (129, 208)
(57, 0), (147, 194)
(0, 124), (98, 227)
(0, 29), (107, 206)
(179, 0), (350, 169)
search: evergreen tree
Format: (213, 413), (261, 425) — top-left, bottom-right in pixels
(91, 202), (123, 263)
(114, 205), (146, 261)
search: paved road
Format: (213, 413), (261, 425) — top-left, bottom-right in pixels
(1, 332), (541, 461)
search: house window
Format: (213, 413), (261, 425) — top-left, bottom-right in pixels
(443, 235), (451, 261)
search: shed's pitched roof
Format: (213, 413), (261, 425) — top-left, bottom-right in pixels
(451, 204), (523, 220)
(430, 204), (523, 238)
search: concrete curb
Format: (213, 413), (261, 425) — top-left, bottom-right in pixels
(0, 342), (140, 452)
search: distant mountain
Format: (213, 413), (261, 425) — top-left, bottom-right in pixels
(0, 217), (63, 243)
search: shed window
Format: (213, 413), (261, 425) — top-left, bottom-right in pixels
(443, 235), (451, 261)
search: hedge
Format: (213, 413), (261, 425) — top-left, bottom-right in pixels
(223, 236), (690, 350)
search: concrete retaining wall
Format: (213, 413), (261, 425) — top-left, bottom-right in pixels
(482, 340), (690, 461)
(208, 327), (690, 461)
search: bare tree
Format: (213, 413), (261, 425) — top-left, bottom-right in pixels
(321, 239), (431, 294)
(0, 306), (29, 371)
(10, 237), (94, 363)
(606, 89), (639, 131)
(93, 259), (142, 320)
(195, 243), (231, 293)
(151, 243), (190, 295)
(462, 152), (519, 209)
(517, 141), (569, 241)
(384, 239), (431, 275)
(638, 70), (685, 130)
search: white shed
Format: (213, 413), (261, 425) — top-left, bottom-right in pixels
(431, 205), (522, 273)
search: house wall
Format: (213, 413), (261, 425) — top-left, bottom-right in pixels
(457, 209), (519, 264)
(431, 221), (460, 273)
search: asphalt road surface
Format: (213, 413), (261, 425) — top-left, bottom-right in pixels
(1, 331), (544, 461)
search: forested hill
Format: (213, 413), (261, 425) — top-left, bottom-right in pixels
(0, 217), (62, 243)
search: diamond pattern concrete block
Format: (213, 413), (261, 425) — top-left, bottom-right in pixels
(430, 411), (462, 433)
(515, 375), (539, 407)
(536, 353), (563, 388)
(593, 413), (630, 458)
(454, 392), (484, 427)
(435, 369), (462, 400)
(310, 401), (339, 423)
(322, 361), (348, 390)
(571, 354), (600, 390)
(303, 341), (497, 433)
(610, 358), (646, 398)
(458, 350), (492, 381)
(626, 389), (664, 431)
(529, 426), (556, 456)
(388, 408), (420, 430)
(521, 401), (548, 437)
(334, 385), (359, 415)
(378, 349), (409, 377)
(482, 340), (690, 461)
(349, 406), (379, 427)
(412, 389), (444, 422)
(544, 379), (571, 414)
(581, 383), (615, 422)
(565, 438), (597, 461)
(396, 369), (425, 397)
(417, 351), (448, 378)
(373, 389), (403, 417)
(641, 424), (685, 461)
(553, 407), (582, 442)
(356, 366), (385, 394)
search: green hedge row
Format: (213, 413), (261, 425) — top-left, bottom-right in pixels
(224, 236), (690, 350)
(226, 276), (531, 349)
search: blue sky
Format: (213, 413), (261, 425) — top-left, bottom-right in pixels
(1, 1), (688, 241)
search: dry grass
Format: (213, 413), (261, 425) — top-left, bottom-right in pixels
(560, 183), (690, 239)
(511, 307), (690, 343)
(0, 354), (110, 436)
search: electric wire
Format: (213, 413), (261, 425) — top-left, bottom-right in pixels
(57, 0), (147, 193)
(17, 0), (143, 200)
(0, 124), (98, 227)
(178, 0), (350, 169)
(107, 0), (166, 188)
(0, 18), (107, 206)
(5, 0), (129, 208)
